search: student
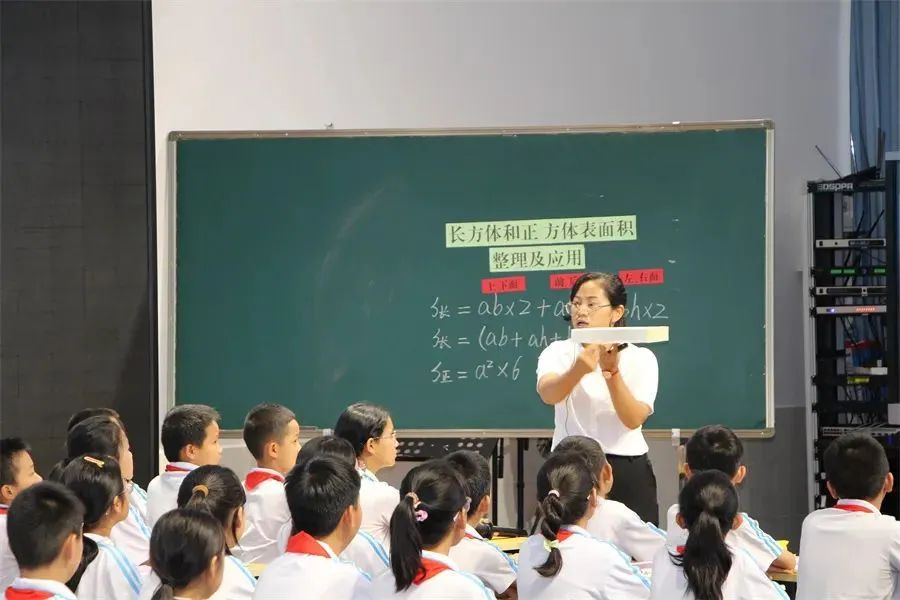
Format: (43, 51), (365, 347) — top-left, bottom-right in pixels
(334, 403), (400, 549)
(274, 435), (391, 577)
(234, 404), (300, 564)
(4, 482), (84, 600)
(445, 450), (518, 599)
(517, 452), (650, 599)
(666, 425), (796, 572)
(370, 460), (493, 599)
(254, 456), (370, 599)
(63, 410), (152, 567)
(147, 508), (226, 600)
(0, 438), (44, 593)
(553, 435), (665, 562)
(139, 466), (255, 600)
(58, 455), (142, 599)
(797, 432), (900, 600)
(146, 405), (222, 527)
(650, 470), (788, 600)
(50, 416), (151, 567)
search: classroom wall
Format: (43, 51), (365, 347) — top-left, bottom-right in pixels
(153, 1), (848, 543)
(0, 0), (157, 483)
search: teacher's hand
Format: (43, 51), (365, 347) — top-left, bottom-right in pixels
(575, 344), (602, 375)
(598, 344), (621, 372)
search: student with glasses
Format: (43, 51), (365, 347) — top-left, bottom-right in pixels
(537, 272), (661, 525)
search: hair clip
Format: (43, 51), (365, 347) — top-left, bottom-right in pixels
(405, 492), (421, 509)
(83, 456), (105, 468)
(543, 538), (560, 552)
(546, 489), (560, 499)
(414, 509), (429, 522)
(192, 484), (209, 497)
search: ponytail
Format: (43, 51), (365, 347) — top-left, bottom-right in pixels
(533, 454), (594, 578)
(177, 466), (246, 552)
(65, 536), (99, 592)
(671, 470), (738, 600)
(389, 460), (467, 591)
(150, 582), (174, 600)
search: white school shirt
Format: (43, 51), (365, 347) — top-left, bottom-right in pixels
(233, 468), (290, 564)
(75, 533), (142, 600)
(253, 536), (370, 600)
(587, 498), (666, 562)
(275, 522), (391, 578)
(649, 540), (788, 600)
(0, 506), (19, 595)
(797, 498), (900, 600)
(448, 524), (518, 594)
(5, 578), (77, 600)
(666, 503), (782, 571)
(110, 487), (152, 567)
(139, 554), (255, 600)
(357, 467), (400, 550)
(370, 550), (493, 600)
(516, 525), (651, 599)
(536, 340), (658, 455)
(145, 462), (198, 527)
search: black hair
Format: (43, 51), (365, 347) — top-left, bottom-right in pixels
(563, 272), (627, 326)
(7, 481), (85, 571)
(67, 408), (122, 432)
(177, 465), (246, 551)
(58, 454), (126, 591)
(534, 452), (595, 578)
(334, 403), (392, 458)
(297, 435), (357, 468)
(824, 432), (890, 500)
(149, 508), (225, 600)
(553, 435), (607, 485)
(242, 403), (297, 460)
(445, 450), (490, 518)
(48, 416), (126, 481)
(671, 470), (738, 600)
(161, 404), (220, 463)
(285, 455), (360, 538)
(1, 437), (31, 487)
(390, 459), (468, 591)
(685, 425), (744, 478)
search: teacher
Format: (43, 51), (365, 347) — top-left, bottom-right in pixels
(536, 272), (660, 525)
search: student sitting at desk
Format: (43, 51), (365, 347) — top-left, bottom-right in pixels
(797, 432), (900, 600)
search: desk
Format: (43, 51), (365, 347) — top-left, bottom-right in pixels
(769, 570), (797, 584)
(491, 536), (528, 554)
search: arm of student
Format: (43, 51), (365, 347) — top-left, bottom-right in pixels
(537, 345), (598, 406)
(769, 549), (797, 572)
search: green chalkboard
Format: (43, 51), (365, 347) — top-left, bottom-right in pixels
(173, 123), (773, 433)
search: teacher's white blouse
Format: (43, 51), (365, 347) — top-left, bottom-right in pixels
(537, 340), (658, 455)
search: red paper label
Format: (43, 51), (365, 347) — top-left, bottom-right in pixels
(618, 268), (665, 286)
(481, 276), (526, 294)
(549, 273), (586, 290)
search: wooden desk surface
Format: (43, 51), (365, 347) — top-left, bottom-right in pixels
(491, 535), (528, 553)
(769, 570), (798, 584)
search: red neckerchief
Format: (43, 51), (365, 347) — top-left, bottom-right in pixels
(834, 500), (877, 514)
(244, 470), (285, 491)
(285, 531), (330, 558)
(5, 588), (55, 600)
(0, 506), (8, 516)
(164, 464), (192, 473)
(556, 529), (574, 543)
(413, 558), (452, 585)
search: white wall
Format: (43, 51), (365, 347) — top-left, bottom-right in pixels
(153, 1), (847, 521)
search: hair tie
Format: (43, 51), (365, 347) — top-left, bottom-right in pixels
(414, 509), (429, 522)
(543, 538), (560, 552)
(192, 484), (209, 498)
(405, 492), (421, 509)
(83, 456), (105, 468)
(546, 489), (560, 499)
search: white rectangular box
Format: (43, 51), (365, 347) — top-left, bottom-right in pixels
(570, 326), (670, 345)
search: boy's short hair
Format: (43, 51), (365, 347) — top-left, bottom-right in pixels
(285, 455), (360, 537)
(67, 408), (121, 432)
(242, 403), (297, 460)
(161, 404), (220, 463)
(824, 432), (890, 500)
(1, 438), (30, 487)
(7, 481), (85, 569)
(297, 435), (356, 468)
(445, 450), (491, 517)
(685, 425), (744, 477)
(553, 435), (607, 482)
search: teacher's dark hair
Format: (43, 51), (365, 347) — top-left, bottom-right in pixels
(564, 272), (627, 326)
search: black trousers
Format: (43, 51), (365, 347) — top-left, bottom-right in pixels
(606, 453), (659, 526)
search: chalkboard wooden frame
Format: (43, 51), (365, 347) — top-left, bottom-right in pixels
(164, 120), (775, 438)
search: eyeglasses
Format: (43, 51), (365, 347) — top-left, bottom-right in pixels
(376, 431), (398, 441)
(565, 301), (612, 315)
